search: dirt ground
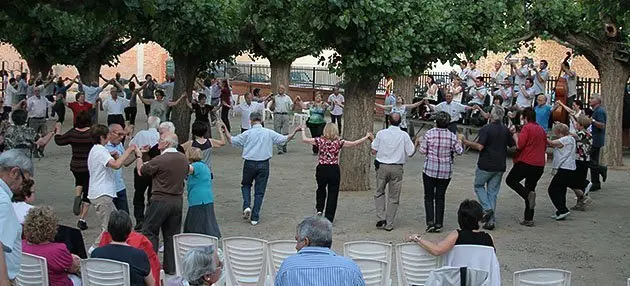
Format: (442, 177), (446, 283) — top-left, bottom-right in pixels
(32, 110), (629, 285)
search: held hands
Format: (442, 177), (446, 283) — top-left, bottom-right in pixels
(456, 133), (464, 142)
(366, 132), (374, 141)
(53, 122), (62, 133)
(405, 234), (420, 242)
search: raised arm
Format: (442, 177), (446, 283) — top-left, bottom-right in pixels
(300, 125), (316, 145)
(374, 103), (392, 110)
(519, 85), (532, 99)
(404, 100), (424, 109)
(107, 146), (135, 170)
(342, 133), (373, 148)
(99, 74), (108, 83)
(295, 96), (308, 109)
(167, 92), (187, 107)
(209, 122), (227, 147)
(135, 90), (151, 105)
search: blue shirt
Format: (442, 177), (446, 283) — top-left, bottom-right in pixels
(592, 105), (607, 147)
(0, 179), (21, 280)
(105, 142), (126, 191)
(535, 104), (552, 131)
(187, 161), (213, 206)
(231, 124), (288, 161)
(275, 247), (365, 286)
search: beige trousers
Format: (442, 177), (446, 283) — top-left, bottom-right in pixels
(91, 195), (116, 248)
(374, 164), (404, 228)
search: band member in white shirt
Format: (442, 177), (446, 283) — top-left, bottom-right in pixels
(532, 60), (549, 96)
(511, 57), (531, 93)
(561, 61), (578, 107)
(465, 61), (482, 91)
(490, 61), (508, 88)
(493, 79), (515, 108)
(517, 78), (536, 109)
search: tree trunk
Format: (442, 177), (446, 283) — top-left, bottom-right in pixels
(598, 59), (630, 167)
(270, 59), (291, 95)
(171, 53), (200, 143)
(339, 78), (379, 192)
(393, 75), (417, 104)
(24, 56), (51, 79)
(76, 59), (102, 85)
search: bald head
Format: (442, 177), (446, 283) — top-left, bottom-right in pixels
(389, 112), (402, 127)
(158, 132), (179, 151)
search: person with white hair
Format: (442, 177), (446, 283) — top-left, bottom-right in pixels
(587, 93), (608, 191)
(462, 106), (515, 230)
(275, 216), (365, 285)
(129, 116), (161, 229)
(167, 246), (222, 286)
(135, 132), (189, 275)
(546, 123), (576, 220)
(0, 149), (34, 284)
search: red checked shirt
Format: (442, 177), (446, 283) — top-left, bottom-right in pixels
(420, 128), (464, 179)
(315, 137), (344, 165)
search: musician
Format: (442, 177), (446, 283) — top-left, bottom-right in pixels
(490, 61), (508, 87)
(493, 79), (514, 109)
(458, 60), (469, 84)
(425, 92), (472, 134)
(532, 60), (550, 96)
(425, 76), (439, 103)
(465, 61), (481, 90)
(449, 77), (464, 104)
(560, 62), (578, 107)
(468, 77), (487, 107)
(516, 78), (536, 109)
(511, 57), (531, 92)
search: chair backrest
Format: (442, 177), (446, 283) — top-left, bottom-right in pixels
(222, 237), (268, 286)
(266, 240), (297, 281)
(344, 241), (393, 284)
(426, 266), (490, 286)
(352, 258), (389, 286)
(443, 245), (501, 286)
(173, 233), (219, 276)
(16, 253), (49, 286)
(395, 242), (440, 286)
(513, 269), (571, 286)
(81, 258), (131, 286)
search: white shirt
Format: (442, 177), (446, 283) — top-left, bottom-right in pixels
(514, 66), (529, 88)
(493, 86), (513, 108)
(466, 69), (481, 88)
(563, 72), (577, 97)
(87, 144), (117, 200)
(103, 96), (130, 115)
(516, 87), (535, 108)
(210, 84), (221, 100)
(274, 94), (294, 113)
(534, 69), (549, 95)
(129, 128), (160, 148)
(435, 101), (467, 122)
(235, 102), (264, 129)
(371, 126), (415, 164)
(26, 95), (52, 118)
(490, 70), (507, 85)
(328, 94), (345, 116)
(0, 179), (21, 280)
(11, 201), (33, 224)
(468, 85), (487, 105)
(552, 135), (576, 170)
(4, 84), (17, 107)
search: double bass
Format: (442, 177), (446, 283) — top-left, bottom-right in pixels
(552, 52), (572, 124)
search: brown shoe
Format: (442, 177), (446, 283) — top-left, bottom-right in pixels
(519, 220), (534, 227)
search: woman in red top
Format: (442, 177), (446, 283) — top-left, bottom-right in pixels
(219, 79), (232, 132)
(64, 92), (94, 126)
(505, 107), (548, 227)
(300, 122), (373, 222)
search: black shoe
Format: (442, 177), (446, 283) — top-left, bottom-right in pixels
(77, 220), (88, 231)
(426, 225), (435, 232)
(429, 226), (442, 233)
(482, 223), (495, 230)
(601, 167), (608, 182)
(375, 220), (386, 228)
(482, 210), (494, 223)
(590, 184), (602, 192)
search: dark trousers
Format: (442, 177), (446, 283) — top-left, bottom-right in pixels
(221, 105), (231, 132)
(385, 114), (391, 128)
(589, 146), (605, 186)
(306, 122), (326, 154)
(315, 164), (341, 222)
(506, 162), (544, 221)
(107, 114), (125, 128)
(241, 160), (270, 221)
(124, 106), (137, 125)
(422, 173), (451, 227)
(133, 169), (152, 224)
(142, 199), (182, 274)
(55, 104), (66, 124)
(548, 169), (572, 215)
(144, 103), (151, 117)
(88, 108), (98, 125)
(45, 94), (54, 117)
(113, 189), (129, 214)
(331, 114), (342, 133)
(569, 160), (590, 190)
(2, 106), (11, 121)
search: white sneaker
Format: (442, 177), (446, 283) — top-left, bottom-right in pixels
(250, 220), (259, 226)
(583, 182), (593, 196)
(87, 246), (95, 256)
(242, 208), (251, 220)
(551, 212), (570, 220)
(159, 245), (164, 252)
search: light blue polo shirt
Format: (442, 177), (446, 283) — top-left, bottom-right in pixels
(0, 179), (21, 280)
(105, 142), (126, 192)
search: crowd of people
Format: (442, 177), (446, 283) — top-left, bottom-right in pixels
(0, 57), (613, 285)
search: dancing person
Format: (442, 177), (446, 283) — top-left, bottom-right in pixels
(505, 107), (547, 227)
(426, 92), (473, 134)
(105, 123), (136, 213)
(184, 147), (221, 238)
(568, 115), (594, 211)
(0, 149), (34, 284)
(135, 132), (189, 275)
(102, 82), (129, 127)
(219, 79), (232, 132)
(300, 122), (372, 222)
(65, 92), (95, 126)
(371, 112), (415, 231)
(54, 112), (94, 230)
(462, 107), (514, 230)
(123, 76), (140, 126)
(405, 199), (495, 256)
(275, 216), (365, 286)
(375, 96), (423, 133)
(181, 121), (226, 178)
(2, 78), (18, 120)
(167, 246), (222, 286)
(158, 76), (176, 121)
(4, 109), (56, 157)
(234, 92), (264, 133)
(87, 124), (136, 251)
(418, 111), (464, 233)
(26, 85), (54, 156)
(588, 94), (608, 191)
(187, 93), (214, 138)
(383, 90), (396, 128)
(22, 206), (82, 286)
(134, 74), (157, 118)
(224, 112), (300, 225)
(91, 210), (155, 286)
(296, 92), (329, 154)
(77, 75), (112, 124)
(534, 95), (552, 131)
(137, 90), (186, 123)
(328, 87), (345, 133)
(555, 99), (584, 133)
(270, 85), (294, 154)
(516, 77), (536, 109)
(546, 123), (576, 221)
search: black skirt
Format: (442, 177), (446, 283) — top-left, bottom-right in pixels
(183, 203), (221, 238)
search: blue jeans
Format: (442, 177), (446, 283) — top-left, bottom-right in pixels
(113, 189), (129, 214)
(241, 160), (270, 221)
(473, 168), (503, 224)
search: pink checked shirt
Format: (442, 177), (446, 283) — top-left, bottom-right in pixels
(420, 127), (463, 179)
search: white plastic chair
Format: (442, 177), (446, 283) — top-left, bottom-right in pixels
(513, 269), (571, 286)
(395, 242), (441, 286)
(291, 109), (310, 126)
(222, 237), (268, 286)
(443, 245), (500, 286)
(352, 258), (389, 286)
(266, 240), (297, 281)
(16, 253), (49, 286)
(426, 266), (490, 286)
(173, 233), (219, 276)
(264, 101), (274, 120)
(344, 241), (393, 286)
(81, 258), (130, 286)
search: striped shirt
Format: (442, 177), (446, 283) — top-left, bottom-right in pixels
(54, 128), (94, 173)
(420, 127), (463, 179)
(275, 247), (365, 286)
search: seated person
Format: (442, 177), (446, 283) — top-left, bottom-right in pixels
(99, 227), (161, 285)
(467, 77), (488, 107)
(22, 206), (81, 286)
(91, 210), (155, 286)
(11, 177), (35, 224)
(492, 79), (514, 109)
(166, 246), (222, 286)
(405, 199), (495, 256)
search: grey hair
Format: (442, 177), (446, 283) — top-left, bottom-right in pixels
(181, 246), (218, 286)
(164, 133), (179, 148)
(249, 112), (262, 122)
(296, 215), (333, 248)
(147, 116), (161, 129)
(552, 122), (570, 136)
(159, 122), (176, 133)
(0, 149), (34, 175)
(591, 93), (602, 103)
(108, 123), (122, 131)
(434, 111), (451, 129)
(490, 106), (504, 122)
